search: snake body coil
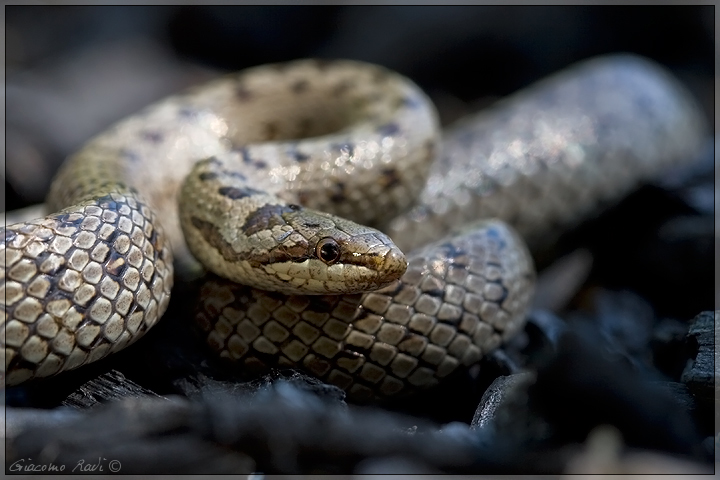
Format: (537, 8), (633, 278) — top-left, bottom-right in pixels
(1, 55), (705, 398)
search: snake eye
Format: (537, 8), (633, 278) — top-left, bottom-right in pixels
(316, 237), (341, 265)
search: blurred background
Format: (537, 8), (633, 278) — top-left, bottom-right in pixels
(4, 5), (714, 212)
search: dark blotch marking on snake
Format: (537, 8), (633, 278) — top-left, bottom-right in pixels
(241, 204), (296, 236)
(379, 168), (401, 189)
(238, 147), (253, 164)
(141, 130), (164, 144)
(438, 242), (468, 263)
(218, 186), (263, 200)
(377, 122), (400, 136)
(291, 79), (309, 94)
(199, 172), (219, 181)
(332, 80), (355, 97)
(292, 151), (310, 163)
(236, 85), (253, 101)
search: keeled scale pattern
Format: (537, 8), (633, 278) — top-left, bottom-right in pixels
(1, 191), (173, 385)
(197, 220), (534, 401)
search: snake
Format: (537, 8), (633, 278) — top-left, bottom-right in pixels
(1, 55), (706, 400)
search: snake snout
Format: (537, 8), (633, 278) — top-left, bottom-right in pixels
(380, 245), (408, 284)
(339, 232), (407, 291)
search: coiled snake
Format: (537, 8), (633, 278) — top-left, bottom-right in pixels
(1, 55), (705, 400)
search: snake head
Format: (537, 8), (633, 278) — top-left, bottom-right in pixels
(262, 206), (408, 294)
(182, 199), (407, 295)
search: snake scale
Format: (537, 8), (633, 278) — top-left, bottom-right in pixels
(1, 55), (705, 400)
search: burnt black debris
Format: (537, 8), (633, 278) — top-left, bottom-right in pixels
(528, 329), (702, 456)
(681, 311), (716, 405)
(680, 311), (717, 441)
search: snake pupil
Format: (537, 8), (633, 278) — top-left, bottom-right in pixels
(317, 237), (341, 264)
